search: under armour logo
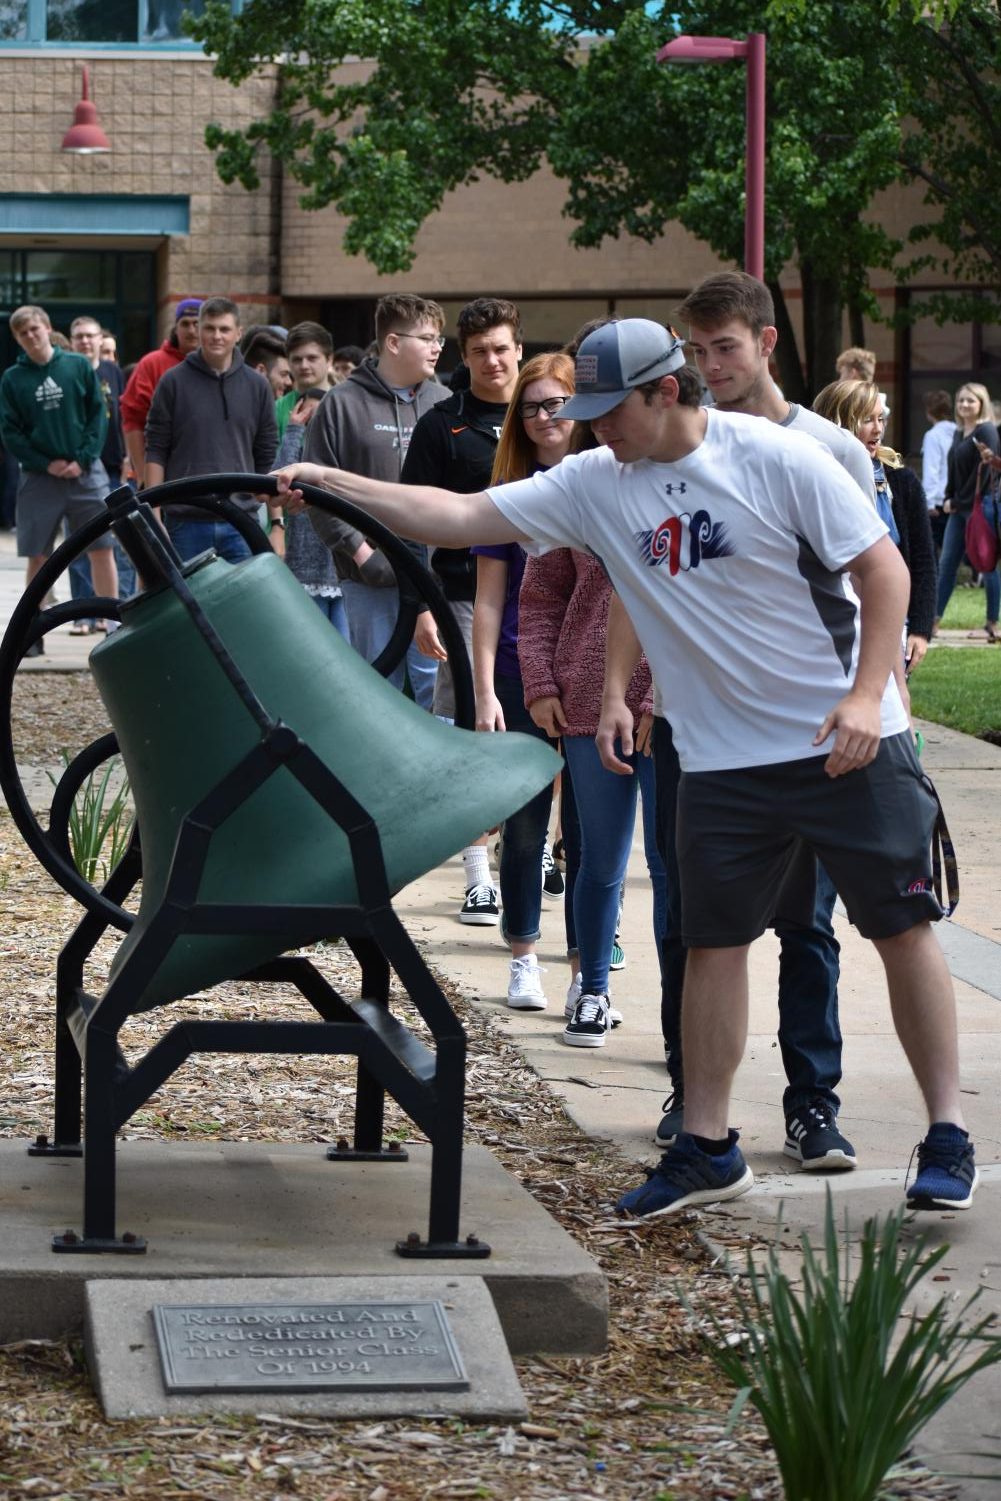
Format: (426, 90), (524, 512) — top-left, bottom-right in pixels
(664, 482), (687, 496)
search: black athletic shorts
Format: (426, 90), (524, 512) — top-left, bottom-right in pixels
(676, 732), (943, 947)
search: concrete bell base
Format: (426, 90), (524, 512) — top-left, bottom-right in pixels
(0, 1141), (607, 1356)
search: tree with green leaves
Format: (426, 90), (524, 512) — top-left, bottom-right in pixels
(190, 0), (990, 400)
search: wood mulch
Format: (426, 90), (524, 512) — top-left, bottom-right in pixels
(0, 672), (960, 1500)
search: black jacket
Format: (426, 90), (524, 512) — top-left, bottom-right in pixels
(401, 388), (508, 601)
(886, 463), (937, 640)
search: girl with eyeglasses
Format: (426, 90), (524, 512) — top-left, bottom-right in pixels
(503, 364), (666, 1046)
(471, 353), (576, 1011)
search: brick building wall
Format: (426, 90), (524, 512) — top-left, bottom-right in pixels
(0, 52), (280, 339)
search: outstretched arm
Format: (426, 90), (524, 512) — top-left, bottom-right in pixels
(273, 461), (528, 549)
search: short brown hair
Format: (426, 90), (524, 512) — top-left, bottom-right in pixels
(70, 315), (101, 337)
(676, 272), (774, 337)
(242, 328), (287, 371)
(924, 389), (954, 423)
(199, 296), (240, 324)
(457, 297), (522, 354)
(286, 321), (332, 356)
(10, 304), (50, 334)
(374, 294), (445, 347)
(638, 365), (703, 410)
(835, 346), (877, 382)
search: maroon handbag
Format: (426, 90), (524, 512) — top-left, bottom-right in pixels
(965, 464), (999, 574)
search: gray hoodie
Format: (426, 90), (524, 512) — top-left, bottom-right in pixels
(144, 348), (278, 517)
(303, 358), (449, 584)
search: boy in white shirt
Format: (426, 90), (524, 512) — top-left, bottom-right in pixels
(274, 318), (978, 1220)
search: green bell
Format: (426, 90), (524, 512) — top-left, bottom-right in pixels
(90, 551), (561, 1012)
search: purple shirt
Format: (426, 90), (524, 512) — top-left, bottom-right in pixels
(471, 541), (526, 679)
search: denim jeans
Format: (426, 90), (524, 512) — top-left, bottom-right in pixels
(652, 715), (842, 1113)
(68, 537), (133, 617)
(938, 504), (1001, 622)
(561, 732), (667, 997)
(493, 673), (558, 942)
(166, 517), (254, 566)
(982, 496), (1000, 622)
(338, 578), (437, 711)
(309, 590), (350, 640)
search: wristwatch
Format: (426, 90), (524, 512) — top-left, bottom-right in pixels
(269, 516), (286, 529)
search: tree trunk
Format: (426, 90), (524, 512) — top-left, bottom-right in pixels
(767, 280), (808, 406)
(849, 303), (865, 348)
(800, 260), (845, 402)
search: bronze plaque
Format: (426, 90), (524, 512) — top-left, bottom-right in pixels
(153, 1300), (469, 1394)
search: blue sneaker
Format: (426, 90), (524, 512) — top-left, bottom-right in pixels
(906, 1122), (979, 1211)
(616, 1130), (753, 1220)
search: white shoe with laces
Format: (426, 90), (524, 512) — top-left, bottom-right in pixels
(507, 954), (547, 1011)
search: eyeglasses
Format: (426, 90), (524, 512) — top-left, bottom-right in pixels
(518, 396), (569, 419)
(398, 332), (446, 349)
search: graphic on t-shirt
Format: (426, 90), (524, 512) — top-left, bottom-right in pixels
(795, 535), (856, 675)
(635, 511), (734, 575)
(34, 377), (64, 411)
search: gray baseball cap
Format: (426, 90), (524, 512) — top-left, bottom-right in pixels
(562, 318), (688, 420)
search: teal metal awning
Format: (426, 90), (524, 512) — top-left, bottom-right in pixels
(3, 194), (190, 236)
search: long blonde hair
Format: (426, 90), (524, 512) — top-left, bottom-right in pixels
(813, 379), (901, 468)
(955, 382), (993, 426)
(490, 352), (575, 485)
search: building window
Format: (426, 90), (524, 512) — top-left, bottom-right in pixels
(1, 0), (230, 46)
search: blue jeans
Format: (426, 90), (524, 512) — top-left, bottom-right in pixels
(494, 673), (558, 942)
(935, 510), (967, 621)
(310, 590), (350, 640)
(652, 715), (842, 1113)
(982, 496), (1000, 622)
(339, 578), (437, 711)
(166, 517), (253, 566)
(561, 733), (667, 997)
(938, 505), (1001, 621)
(68, 537), (133, 614)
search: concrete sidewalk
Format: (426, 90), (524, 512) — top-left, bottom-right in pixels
(2, 527), (1000, 1489)
(397, 722), (1001, 1495)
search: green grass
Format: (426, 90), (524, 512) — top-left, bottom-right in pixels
(910, 648), (1001, 739)
(940, 581), (995, 631)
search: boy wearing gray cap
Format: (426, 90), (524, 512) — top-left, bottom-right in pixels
(274, 317), (977, 1221)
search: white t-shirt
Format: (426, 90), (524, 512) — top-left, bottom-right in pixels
(488, 408), (907, 773)
(921, 419), (956, 507)
(782, 404), (877, 505)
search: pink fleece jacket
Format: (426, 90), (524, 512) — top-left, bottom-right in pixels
(517, 548), (653, 736)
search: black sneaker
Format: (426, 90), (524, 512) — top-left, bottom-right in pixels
(459, 882), (499, 926)
(541, 843), (565, 902)
(906, 1122), (979, 1211)
(653, 1089), (685, 1147)
(617, 1130), (753, 1219)
(562, 992), (611, 1048)
(784, 1102), (857, 1171)
(24, 638), (45, 658)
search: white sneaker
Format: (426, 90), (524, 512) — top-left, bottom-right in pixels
(563, 992), (612, 1047)
(564, 972), (622, 1026)
(507, 954), (547, 1011)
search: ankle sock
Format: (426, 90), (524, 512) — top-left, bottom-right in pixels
(462, 844), (490, 891)
(690, 1134), (731, 1157)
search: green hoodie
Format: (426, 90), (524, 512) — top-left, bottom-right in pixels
(0, 345), (107, 473)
